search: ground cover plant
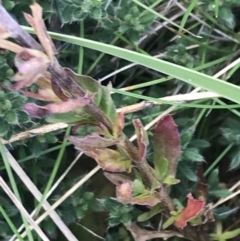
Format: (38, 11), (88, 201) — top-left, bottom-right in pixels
(1, 0), (240, 240)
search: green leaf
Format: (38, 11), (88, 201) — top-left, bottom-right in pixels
(0, 119), (9, 135)
(1, 100), (12, 111)
(44, 133), (58, 144)
(5, 110), (18, 124)
(230, 153), (240, 170)
(163, 215), (178, 229)
(183, 148), (203, 162)
(139, 13), (156, 24)
(2, 0), (14, 11)
(163, 176), (180, 185)
(92, 7), (102, 20)
(179, 164), (197, 182)
(83, 192), (94, 201)
(109, 217), (121, 226)
(76, 206), (85, 219)
(137, 204), (163, 222)
(209, 190), (232, 198)
(211, 228), (240, 240)
(17, 110), (30, 123)
(121, 213), (131, 224)
(153, 157), (168, 181)
(190, 139), (210, 149)
(119, 24), (130, 33)
(219, 6), (235, 29)
(64, 68), (117, 123)
(61, 4), (78, 23)
(222, 118), (240, 144)
(208, 168), (219, 190)
(43, 219), (57, 239)
(29, 138), (42, 157)
(132, 179), (145, 196)
(11, 95), (27, 109)
(81, 203), (88, 211)
(3, 125), (13, 140)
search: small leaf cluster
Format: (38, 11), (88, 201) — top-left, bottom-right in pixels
(50, 179), (103, 226)
(201, 0), (240, 29)
(0, 54), (14, 86)
(102, 198), (133, 226)
(56, 0), (156, 42)
(165, 39), (201, 69)
(0, 91), (30, 140)
(0, 195), (19, 239)
(72, 191), (103, 220)
(56, 0), (103, 22)
(26, 132), (59, 158)
(221, 118), (240, 170)
(177, 118), (210, 182)
(102, 1), (156, 42)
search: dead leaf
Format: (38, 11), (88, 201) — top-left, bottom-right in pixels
(113, 112), (125, 137)
(67, 134), (120, 151)
(0, 39), (22, 53)
(133, 119), (149, 161)
(28, 3), (57, 62)
(0, 24), (11, 39)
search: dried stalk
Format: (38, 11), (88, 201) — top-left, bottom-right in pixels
(3, 147), (79, 241)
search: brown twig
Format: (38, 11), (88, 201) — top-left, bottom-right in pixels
(125, 222), (183, 241)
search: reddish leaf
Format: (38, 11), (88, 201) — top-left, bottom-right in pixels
(83, 148), (132, 172)
(68, 134), (120, 151)
(116, 183), (132, 203)
(174, 193), (205, 229)
(132, 119), (149, 161)
(23, 95), (92, 118)
(151, 115), (181, 180)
